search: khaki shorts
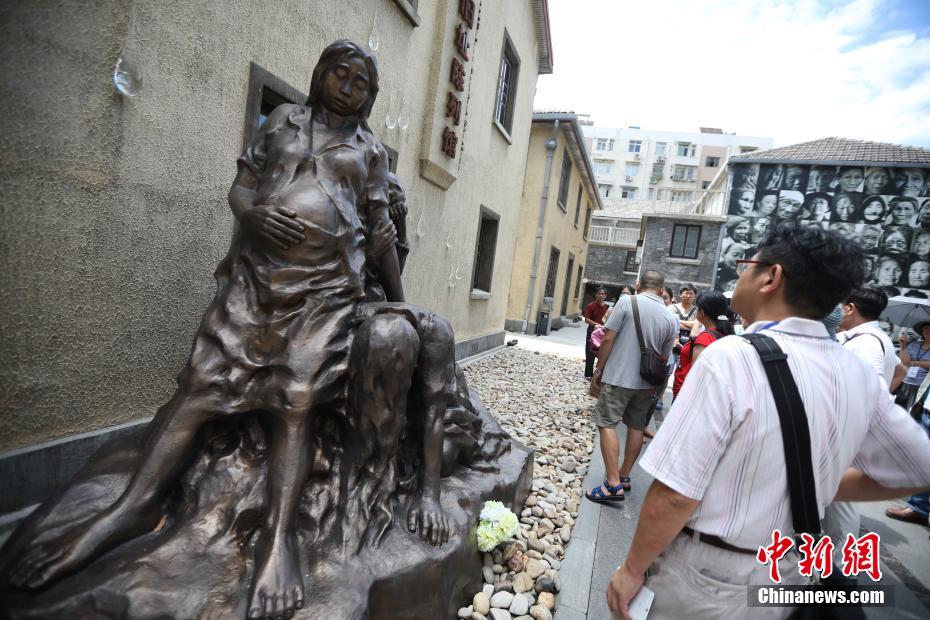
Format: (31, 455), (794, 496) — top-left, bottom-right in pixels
(591, 383), (656, 430)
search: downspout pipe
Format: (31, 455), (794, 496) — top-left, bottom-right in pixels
(522, 121), (560, 333)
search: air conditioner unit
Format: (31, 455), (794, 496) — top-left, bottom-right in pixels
(625, 176), (633, 182)
(633, 153), (640, 160)
(657, 156), (666, 162)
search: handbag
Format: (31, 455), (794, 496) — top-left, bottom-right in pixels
(590, 325), (606, 351)
(632, 296), (669, 386)
(743, 334), (863, 620)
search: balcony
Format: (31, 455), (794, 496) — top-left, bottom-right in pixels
(588, 225), (640, 246)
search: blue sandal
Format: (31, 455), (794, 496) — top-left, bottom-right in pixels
(585, 480), (625, 503)
(620, 476), (632, 491)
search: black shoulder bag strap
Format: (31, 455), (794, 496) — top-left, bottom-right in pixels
(742, 333), (821, 538)
(842, 332), (885, 354)
(631, 296), (647, 356)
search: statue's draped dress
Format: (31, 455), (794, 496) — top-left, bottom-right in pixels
(180, 103), (390, 417)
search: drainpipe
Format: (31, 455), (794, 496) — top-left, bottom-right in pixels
(522, 121), (560, 333)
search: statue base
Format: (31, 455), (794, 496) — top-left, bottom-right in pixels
(0, 409), (532, 619)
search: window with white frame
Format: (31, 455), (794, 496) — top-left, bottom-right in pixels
(677, 142), (695, 157)
(593, 159), (613, 175)
(739, 146), (757, 154)
(598, 184), (612, 198)
(646, 188), (655, 200)
(655, 142), (666, 156)
(705, 156), (720, 168)
(621, 187), (637, 199)
(672, 165), (696, 181)
(595, 138), (614, 151)
(493, 34), (520, 133)
(628, 140), (642, 153)
(625, 163), (639, 179)
(671, 190), (693, 202)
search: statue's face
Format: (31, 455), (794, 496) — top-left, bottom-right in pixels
(321, 56), (371, 117)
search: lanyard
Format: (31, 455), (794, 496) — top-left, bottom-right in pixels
(757, 321), (780, 332)
(912, 343), (930, 362)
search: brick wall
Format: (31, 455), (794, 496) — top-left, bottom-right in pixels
(584, 244), (636, 286)
(640, 216), (725, 293)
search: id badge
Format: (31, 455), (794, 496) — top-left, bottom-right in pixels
(907, 366), (921, 381)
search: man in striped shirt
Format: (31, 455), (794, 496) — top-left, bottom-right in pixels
(607, 223), (930, 619)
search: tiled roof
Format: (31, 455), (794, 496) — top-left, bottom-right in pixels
(731, 137), (930, 166)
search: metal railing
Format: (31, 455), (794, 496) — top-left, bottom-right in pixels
(589, 226), (640, 246)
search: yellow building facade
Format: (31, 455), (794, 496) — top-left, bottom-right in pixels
(506, 113), (602, 333)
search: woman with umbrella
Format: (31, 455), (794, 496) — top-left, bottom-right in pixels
(898, 321), (930, 410)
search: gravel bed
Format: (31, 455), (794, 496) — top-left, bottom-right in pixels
(455, 347), (596, 620)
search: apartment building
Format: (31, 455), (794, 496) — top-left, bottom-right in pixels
(585, 126), (772, 202)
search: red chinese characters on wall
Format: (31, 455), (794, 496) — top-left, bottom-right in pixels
(450, 57), (466, 92)
(441, 128), (459, 158)
(441, 1), (478, 158)
(446, 92), (462, 126)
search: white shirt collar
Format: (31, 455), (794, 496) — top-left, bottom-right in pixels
(746, 317), (831, 339)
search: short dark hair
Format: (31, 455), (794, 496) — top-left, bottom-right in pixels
(596, 287), (607, 294)
(845, 286), (888, 321)
(639, 270), (665, 291)
(679, 284), (696, 294)
(756, 223), (865, 318)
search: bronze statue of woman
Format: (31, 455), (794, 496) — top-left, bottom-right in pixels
(8, 40), (455, 620)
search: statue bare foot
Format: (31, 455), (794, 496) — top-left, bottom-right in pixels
(248, 531), (304, 619)
(407, 496), (450, 546)
(9, 512), (126, 590)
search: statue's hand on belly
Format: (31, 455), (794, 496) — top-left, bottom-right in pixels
(243, 203), (306, 250)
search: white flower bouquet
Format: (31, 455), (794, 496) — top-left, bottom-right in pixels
(476, 500), (519, 552)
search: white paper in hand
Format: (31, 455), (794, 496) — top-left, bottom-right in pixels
(627, 585), (654, 620)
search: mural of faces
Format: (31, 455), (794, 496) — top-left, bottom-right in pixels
(751, 217), (771, 243)
(863, 167), (893, 195)
(802, 193), (831, 221)
(859, 225), (883, 252)
(880, 226), (912, 255)
(781, 165), (807, 191)
(861, 195), (886, 224)
(759, 165), (783, 191)
(775, 190), (804, 221)
(830, 192), (862, 223)
(755, 191), (779, 217)
(913, 229), (930, 260)
(729, 188), (755, 215)
(887, 196), (919, 226)
(871, 255), (904, 287)
(917, 199), (930, 227)
(719, 163), (930, 321)
(807, 166), (836, 193)
(909, 260), (930, 288)
(834, 167), (864, 193)
(726, 216), (752, 244)
(894, 168), (928, 197)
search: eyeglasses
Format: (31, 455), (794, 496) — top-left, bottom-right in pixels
(735, 259), (772, 275)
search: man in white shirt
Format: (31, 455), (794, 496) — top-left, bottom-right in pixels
(821, 287), (907, 585)
(606, 223), (930, 618)
(838, 287), (903, 390)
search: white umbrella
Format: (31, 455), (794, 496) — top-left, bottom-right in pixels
(881, 296), (930, 329)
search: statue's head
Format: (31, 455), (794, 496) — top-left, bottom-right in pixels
(307, 40), (380, 122)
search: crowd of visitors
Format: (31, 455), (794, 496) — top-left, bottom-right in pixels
(578, 222), (930, 619)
